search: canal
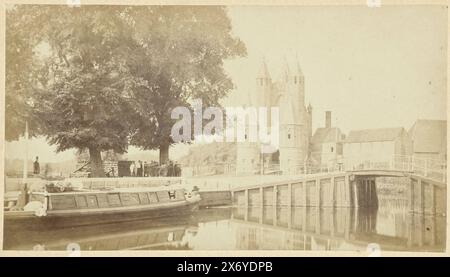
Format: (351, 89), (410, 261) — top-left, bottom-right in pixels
(4, 195), (445, 252)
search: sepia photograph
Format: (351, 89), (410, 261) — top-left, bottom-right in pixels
(1, 0), (448, 255)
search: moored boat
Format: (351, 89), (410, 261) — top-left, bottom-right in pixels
(4, 185), (201, 228)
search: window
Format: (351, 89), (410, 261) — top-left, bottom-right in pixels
(244, 134), (248, 140)
(288, 134), (291, 139)
(260, 79), (263, 86)
(331, 147), (334, 153)
(294, 77), (297, 84)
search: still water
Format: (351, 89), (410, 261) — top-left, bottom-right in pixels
(4, 197), (446, 252)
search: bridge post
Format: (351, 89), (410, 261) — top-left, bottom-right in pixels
(418, 179), (424, 214)
(302, 203), (307, 233)
(259, 187), (264, 224)
(315, 207), (321, 235)
(244, 203), (248, 222)
(273, 185), (277, 226)
(287, 182), (292, 228)
(315, 178), (321, 207)
(429, 183), (436, 215)
(344, 209), (351, 240)
(331, 176), (336, 207)
(244, 188), (249, 207)
(330, 209), (336, 238)
(344, 174), (351, 207)
(371, 178), (378, 207)
(352, 179), (359, 208)
(408, 178), (413, 213)
(288, 182), (292, 207)
(259, 187), (264, 207)
(302, 182), (307, 207)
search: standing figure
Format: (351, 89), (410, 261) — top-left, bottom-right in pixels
(33, 156), (40, 175)
(137, 160), (143, 177)
(130, 161), (135, 177)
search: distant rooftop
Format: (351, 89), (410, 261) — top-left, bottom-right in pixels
(409, 119), (446, 153)
(312, 127), (342, 144)
(345, 127), (405, 143)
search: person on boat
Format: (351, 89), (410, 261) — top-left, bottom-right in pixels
(129, 161), (135, 177)
(33, 156), (40, 175)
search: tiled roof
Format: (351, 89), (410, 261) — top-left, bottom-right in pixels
(345, 127), (405, 143)
(312, 128), (341, 144)
(409, 120), (446, 153)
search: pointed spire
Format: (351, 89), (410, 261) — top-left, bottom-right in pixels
(282, 56), (290, 81)
(294, 53), (303, 76)
(257, 57), (271, 79)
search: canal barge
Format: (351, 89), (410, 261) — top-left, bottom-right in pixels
(4, 186), (201, 228)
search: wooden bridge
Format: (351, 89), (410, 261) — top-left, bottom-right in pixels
(231, 155), (447, 215)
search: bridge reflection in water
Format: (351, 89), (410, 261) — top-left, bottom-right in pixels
(230, 201), (445, 251)
(4, 199), (445, 251)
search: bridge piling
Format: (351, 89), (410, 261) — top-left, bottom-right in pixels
(230, 168), (444, 213)
(315, 178), (321, 207)
(331, 176), (336, 207)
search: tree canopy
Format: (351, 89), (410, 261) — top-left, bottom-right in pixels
(6, 5), (246, 176)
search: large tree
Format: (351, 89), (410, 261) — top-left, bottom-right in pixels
(126, 6), (246, 164)
(5, 5), (42, 140)
(7, 6), (142, 176)
(6, 5), (246, 176)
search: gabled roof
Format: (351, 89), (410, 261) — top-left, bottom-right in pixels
(312, 128), (341, 144)
(409, 119), (446, 153)
(345, 127), (405, 143)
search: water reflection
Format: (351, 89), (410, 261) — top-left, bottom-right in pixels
(3, 201), (445, 251)
(230, 204), (445, 251)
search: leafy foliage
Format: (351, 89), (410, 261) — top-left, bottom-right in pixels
(5, 5), (246, 173)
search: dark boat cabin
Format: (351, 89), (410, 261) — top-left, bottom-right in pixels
(30, 188), (186, 211)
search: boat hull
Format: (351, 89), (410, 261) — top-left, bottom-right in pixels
(5, 200), (199, 229)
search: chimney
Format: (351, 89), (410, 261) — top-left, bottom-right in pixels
(325, 111), (331, 128)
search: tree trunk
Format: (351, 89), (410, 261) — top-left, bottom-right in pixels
(159, 144), (169, 165)
(89, 147), (105, 177)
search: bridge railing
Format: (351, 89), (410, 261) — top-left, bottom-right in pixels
(335, 154), (446, 183)
(271, 154), (446, 183)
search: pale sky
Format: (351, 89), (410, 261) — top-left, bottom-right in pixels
(5, 5), (448, 162)
(223, 5), (447, 132)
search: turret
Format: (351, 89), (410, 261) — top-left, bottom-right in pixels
(281, 58), (290, 83)
(256, 59), (271, 87)
(256, 58), (272, 107)
(292, 58), (305, 108)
